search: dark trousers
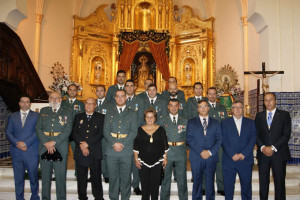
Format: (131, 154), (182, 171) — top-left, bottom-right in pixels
(12, 154), (39, 200)
(258, 155), (287, 200)
(76, 159), (104, 200)
(190, 158), (216, 200)
(139, 163), (162, 200)
(223, 164), (252, 200)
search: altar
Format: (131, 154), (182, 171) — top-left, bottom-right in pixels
(69, 0), (215, 99)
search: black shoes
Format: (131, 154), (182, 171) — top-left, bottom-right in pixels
(133, 187), (142, 195)
(104, 177), (109, 183)
(217, 190), (225, 196)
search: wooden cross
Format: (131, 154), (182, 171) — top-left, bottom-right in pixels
(244, 62), (284, 94)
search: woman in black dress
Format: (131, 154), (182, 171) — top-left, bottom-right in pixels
(133, 108), (169, 200)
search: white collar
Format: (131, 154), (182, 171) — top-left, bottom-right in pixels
(169, 113), (178, 122)
(20, 109), (30, 115)
(117, 105), (126, 112)
(52, 106), (60, 112)
(195, 96), (202, 100)
(267, 108), (276, 116)
(233, 115), (243, 121)
(98, 97), (105, 102)
(149, 96), (157, 102)
(117, 84), (125, 89)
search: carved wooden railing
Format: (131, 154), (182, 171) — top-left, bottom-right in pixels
(0, 22), (48, 112)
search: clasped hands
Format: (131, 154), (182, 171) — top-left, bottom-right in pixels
(262, 146), (274, 157)
(16, 141), (27, 151)
(232, 153), (245, 161)
(113, 142), (124, 152)
(80, 141), (89, 156)
(44, 140), (56, 154)
(200, 150), (211, 159)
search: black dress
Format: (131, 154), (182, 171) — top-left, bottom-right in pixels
(134, 126), (169, 200)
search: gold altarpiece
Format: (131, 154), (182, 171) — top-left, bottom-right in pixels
(70, 1), (215, 99)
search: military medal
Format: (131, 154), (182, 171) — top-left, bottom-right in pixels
(155, 106), (158, 112)
(135, 104), (138, 111)
(179, 103), (183, 110)
(59, 116), (64, 126)
(74, 105), (78, 111)
(102, 109), (106, 114)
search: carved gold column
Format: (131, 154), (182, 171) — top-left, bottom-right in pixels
(241, 0), (249, 111)
(202, 41), (208, 93)
(78, 39), (83, 85)
(34, 0), (44, 73)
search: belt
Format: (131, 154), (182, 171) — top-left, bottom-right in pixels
(44, 132), (61, 136)
(111, 133), (128, 139)
(168, 141), (185, 146)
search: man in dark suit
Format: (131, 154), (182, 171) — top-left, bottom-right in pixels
(6, 95), (40, 200)
(72, 97), (105, 200)
(95, 85), (113, 183)
(106, 70), (126, 102)
(221, 100), (256, 200)
(161, 77), (185, 99)
(255, 92), (291, 200)
(186, 100), (222, 200)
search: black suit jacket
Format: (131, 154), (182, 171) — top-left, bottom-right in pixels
(72, 112), (105, 160)
(255, 109), (291, 161)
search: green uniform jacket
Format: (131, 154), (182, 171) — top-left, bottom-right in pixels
(208, 102), (228, 122)
(142, 96), (168, 120)
(126, 95), (145, 127)
(103, 106), (138, 157)
(186, 96), (208, 119)
(106, 84), (124, 102)
(95, 98), (113, 115)
(61, 98), (85, 119)
(36, 107), (73, 158)
(164, 97), (188, 119)
(159, 115), (187, 161)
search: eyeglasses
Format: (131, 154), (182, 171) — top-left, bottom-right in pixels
(232, 106), (243, 109)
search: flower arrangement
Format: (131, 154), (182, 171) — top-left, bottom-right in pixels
(48, 62), (82, 96)
(216, 85), (243, 98)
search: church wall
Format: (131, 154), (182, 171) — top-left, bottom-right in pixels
(251, 0), (300, 92)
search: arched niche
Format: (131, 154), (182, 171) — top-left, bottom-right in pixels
(90, 56), (106, 85)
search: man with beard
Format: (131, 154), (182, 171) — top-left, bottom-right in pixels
(161, 77), (185, 99)
(106, 70), (126, 102)
(163, 83), (187, 118)
(36, 92), (73, 200)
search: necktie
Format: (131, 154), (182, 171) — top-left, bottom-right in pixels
(120, 87), (123, 90)
(53, 108), (57, 113)
(267, 112), (272, 128)
(212, 104), (215, 109)
(87, 115), (92, 121)
(128, 97), (131, 101)
(21, 112), (27, 127)
(99, 100), (102, 106)
(69, 100), (73, 105)
(119, 108), (123, 113)
(173, 117), (176, 124)
(197, 98), (200, 102)
(151, 99), (154, 105)
(203, 118), (207, 135)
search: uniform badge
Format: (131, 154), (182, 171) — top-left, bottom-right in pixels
(80, 120), (83, 124)
(218, 111), (225, 119)
(179, 103), (183, 110)
(59, 116), (64, 126)
(178, 125), (186, 134)
(102, 109), (107, 115)
(135, 104), (139, 111)
(74, 105), (79, 111)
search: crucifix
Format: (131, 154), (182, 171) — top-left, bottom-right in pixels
(244, 62), (284, 112)
(244, 62), (284, 94)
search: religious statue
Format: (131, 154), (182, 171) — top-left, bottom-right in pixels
(137, 55), (151, 91)
(249, 71), (279, 93)
(184, 61), (192, 85)
(94, 61), (103, 84)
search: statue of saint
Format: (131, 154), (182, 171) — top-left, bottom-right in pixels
(94, 61), (102, 83)
(184, 62), (192, 85)
(137, 55), (150, 90)
(223, 77), (230, 94)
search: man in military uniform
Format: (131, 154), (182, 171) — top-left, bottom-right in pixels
(163, 83), (187, 118)
(187, 82), (207, 120)
(104, 89), (138, 200)
(161, 77), (185, 99)
(95, 85), (113, 183)
(106, 70), (126, 102)
(160, 99), (188, 200)
(142, 84), (168, 120)
(124, 79), (143, 195)
(137, 78), (153, 100)
(36, 92), (73, 200)
(61, 84), (85, 177)
(207, 87), (228, 196)
(72, 97), (105, 200)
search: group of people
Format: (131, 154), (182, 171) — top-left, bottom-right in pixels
(5, 69), (291, 200)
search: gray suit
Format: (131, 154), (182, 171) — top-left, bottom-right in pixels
(159, 115), (188, 200)
(103, 106), (138, 200)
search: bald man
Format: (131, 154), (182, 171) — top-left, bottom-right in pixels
(72, 97), (105, 200)
(165, 83), (187, 118)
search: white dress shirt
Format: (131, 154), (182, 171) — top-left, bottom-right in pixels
(20, 109), (30, 118)
(195, 96), (203, 101)
(117, 105), (126, 113)
(233, 116), (243, 136)
(199, 115), (212, 156)
(148, 96), (158, 104)
(98, 98), (105, 106)
(261, 108), (278, 152)
(118, 84), (125, 89)
(169, 113), (178, 124)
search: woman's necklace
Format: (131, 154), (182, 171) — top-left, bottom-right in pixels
(145, 125), (155, 143)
